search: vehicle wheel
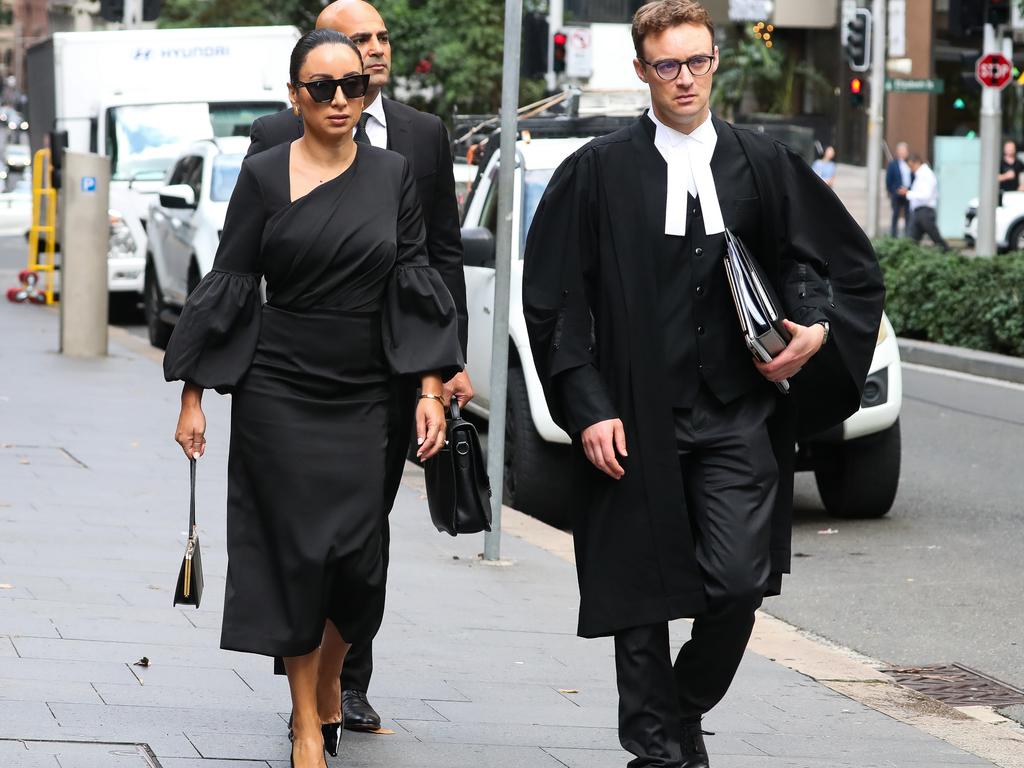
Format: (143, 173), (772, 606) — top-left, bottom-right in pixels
(813, 419), (901, 519)
(504, 366), (573, 528)
(144, 262), (173, 350)
(108, 292), (142, 324)
(187, 259), (201, 296)
(1008, 221), (1024, 253)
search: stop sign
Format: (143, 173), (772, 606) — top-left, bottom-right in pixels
(976, 53), (1013, 90)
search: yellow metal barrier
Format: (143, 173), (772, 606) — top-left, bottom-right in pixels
(28, 148), (58, 305)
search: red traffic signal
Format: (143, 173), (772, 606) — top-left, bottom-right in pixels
(553, 31), (568, 74)
(850, 77), (863, 94)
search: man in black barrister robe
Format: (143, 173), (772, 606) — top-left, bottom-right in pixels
(250, 0), (473, 732)
(523, 2), (884, 766)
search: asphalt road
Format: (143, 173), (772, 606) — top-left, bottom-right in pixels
(775, 364), (1024, 722)
(4, 234), (1022, 722)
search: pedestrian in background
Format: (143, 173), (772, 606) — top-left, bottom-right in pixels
(164, 29), (463, 768)
(812, 145), (836, 188)
(248, 0), (472, 733)
(523, 2), (884, 767)
(901, 153), (950, 251)
(886, 141), (912, 237)
(998, 140), (1024, 193)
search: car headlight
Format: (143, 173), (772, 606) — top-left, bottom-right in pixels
(108, 209), (137, 259)
(19, 122), (28, 131)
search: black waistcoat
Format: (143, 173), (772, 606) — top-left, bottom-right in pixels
(653, 121), (765, 408)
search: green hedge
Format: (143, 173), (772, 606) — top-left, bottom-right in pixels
(872, 238), (1024, 357)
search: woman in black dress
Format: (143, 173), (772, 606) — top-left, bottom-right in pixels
(164, 30), (462, 768)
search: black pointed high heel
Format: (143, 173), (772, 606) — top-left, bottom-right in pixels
(321, 720), (342, 757)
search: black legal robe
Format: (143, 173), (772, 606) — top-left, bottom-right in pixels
(523, 115), (885, 638)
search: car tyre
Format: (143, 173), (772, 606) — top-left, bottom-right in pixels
(144, 261), (174, 350)
(504, 365), (573, 528)
(1007, 221), (1024, 253)
(813, 418), (901, 519)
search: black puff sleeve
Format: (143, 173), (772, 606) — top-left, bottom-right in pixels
(382, 159), (464, 381)
(163, 161), (265, 393)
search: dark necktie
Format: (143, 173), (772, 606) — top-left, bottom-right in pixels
(354, 113), (371, 145)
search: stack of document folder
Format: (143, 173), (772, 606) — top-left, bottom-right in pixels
(723, 229), (792, 394)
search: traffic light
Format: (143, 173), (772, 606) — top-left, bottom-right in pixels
(99, 0), (125, 22)
(845, 8), (872, 73)
(950, 0), (1011, 32)
(849, 77), (865, 108)
(553, 31), (567, 74)
(142, 0), (162, 21)
(522, 12), (549, 78)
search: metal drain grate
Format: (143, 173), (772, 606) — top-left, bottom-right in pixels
(884, 663), (1024, 707)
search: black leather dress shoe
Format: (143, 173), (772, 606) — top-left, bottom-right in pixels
(342, 689), (381, 731)
(680, 718), (712, 768)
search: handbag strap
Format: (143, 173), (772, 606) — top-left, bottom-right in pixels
(189, 458), (197, 534)
(449, 400), (461, 421)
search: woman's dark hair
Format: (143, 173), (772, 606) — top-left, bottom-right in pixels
(289, 29), (363, 83)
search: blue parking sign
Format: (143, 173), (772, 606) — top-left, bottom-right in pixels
(81, 176), (97, 193)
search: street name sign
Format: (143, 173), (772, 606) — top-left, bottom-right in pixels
(885, 78), (945, 94)
(976, 53), (1013, 90)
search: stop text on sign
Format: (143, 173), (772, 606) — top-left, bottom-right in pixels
(976, 53), (1013, 90)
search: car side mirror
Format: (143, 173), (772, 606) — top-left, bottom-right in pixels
(159, 184), (197, 210)
(462, 226), (496, 268)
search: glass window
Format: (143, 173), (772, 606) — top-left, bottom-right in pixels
(521, 168), (556, 256)
(107, 101), (283, 182)
(565, 0), (644, 23)
(210, 154), (244, 202)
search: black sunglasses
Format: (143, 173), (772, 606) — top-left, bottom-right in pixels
(294, 74), (371, 103)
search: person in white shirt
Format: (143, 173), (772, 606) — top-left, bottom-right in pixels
(900, 154), (950, 251)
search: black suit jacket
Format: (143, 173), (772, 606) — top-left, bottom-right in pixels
(247, 101), (468, 355)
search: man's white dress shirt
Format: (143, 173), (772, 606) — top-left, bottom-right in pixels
(361, 93), (388, 148)
(648, 109), (725, 237)
(906, 163), (939, 211)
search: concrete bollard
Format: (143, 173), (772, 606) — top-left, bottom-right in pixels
(59, 151), (111, 357)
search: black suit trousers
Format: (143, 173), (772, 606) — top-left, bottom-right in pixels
(614, 386), (777, 767)
(340, 378), (417, 692)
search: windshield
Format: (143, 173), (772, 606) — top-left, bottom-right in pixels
(211, 154), (244, 202)
(107, 101), (283, 181)
(521, 168), (557, 254)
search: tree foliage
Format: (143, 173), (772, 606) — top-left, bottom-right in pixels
(160, 0), (548, 120)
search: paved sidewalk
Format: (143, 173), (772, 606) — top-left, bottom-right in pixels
(0, 293), (997, 767)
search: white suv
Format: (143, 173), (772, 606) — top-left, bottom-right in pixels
(460, 132), (902, 526)
(144, 136), (249, 348)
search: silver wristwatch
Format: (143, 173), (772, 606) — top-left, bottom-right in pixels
(817, 320), (831, 346)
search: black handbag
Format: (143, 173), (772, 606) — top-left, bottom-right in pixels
(173, 458), (204, 608)
(423, 401), (493, 536)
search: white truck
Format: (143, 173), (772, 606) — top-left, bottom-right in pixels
(459, 125), (902, 527)
(26, 26), (299, 305)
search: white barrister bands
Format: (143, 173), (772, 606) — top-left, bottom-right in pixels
(649, 109), (725, 237)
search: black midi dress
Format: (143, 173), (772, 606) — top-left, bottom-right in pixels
(163, 143), (463, 658)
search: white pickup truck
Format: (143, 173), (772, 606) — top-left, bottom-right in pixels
(459, 130), (902, 526)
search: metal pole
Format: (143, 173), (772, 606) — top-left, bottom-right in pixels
(977, 23), (1000, 257)
(865, 0), (886, 238)
(483, 0), (523, 562)
(546, 0), (564, 91)
(123, 0), (143, 28)
(59, 152), (111, 357)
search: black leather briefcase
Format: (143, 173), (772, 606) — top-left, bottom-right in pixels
(424, 401), (493, 536)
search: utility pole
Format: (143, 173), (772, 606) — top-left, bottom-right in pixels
(977, 22), (1001, 257)
(865, 0), (886, 238)
(483, 0), (523, 562)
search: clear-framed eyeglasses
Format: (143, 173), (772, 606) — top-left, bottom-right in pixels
(639, 53), (716, 80)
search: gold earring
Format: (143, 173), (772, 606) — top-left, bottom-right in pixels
(293, 106), (300, 116)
